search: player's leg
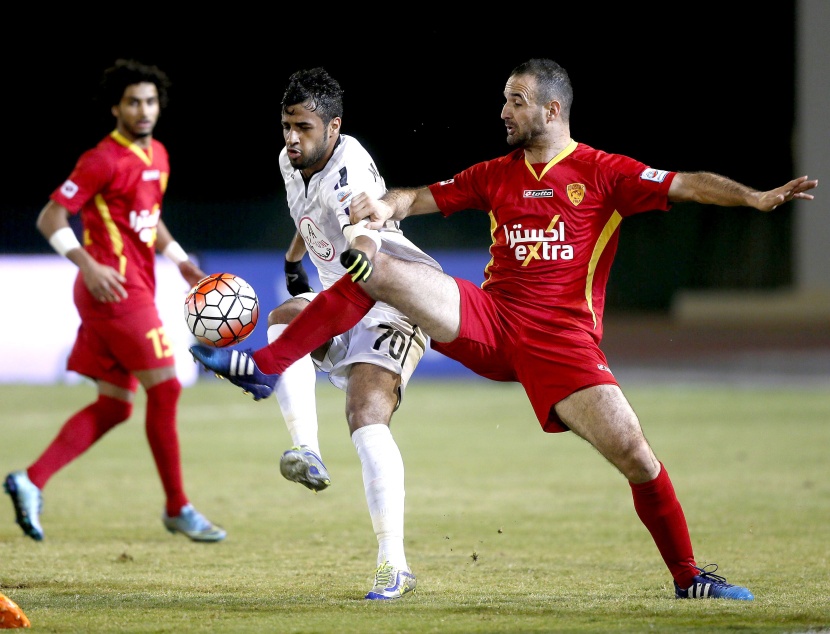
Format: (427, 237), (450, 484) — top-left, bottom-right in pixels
(4, 326), (134, 541)
(363, 253), (461, 344)
(190, 252), (459, 398)
(120, 307), (225, 543)
(332, 305), (426, 600)
(190, 271), (377, 399)
(24, 381), (134, 490)
(555, 384), (752, 599)
(267, 297), (330, 492)
(347, 363), (416, 600)
(135, 365), (226, 542)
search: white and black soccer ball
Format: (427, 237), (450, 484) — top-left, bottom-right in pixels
(184, 273), (259, 347)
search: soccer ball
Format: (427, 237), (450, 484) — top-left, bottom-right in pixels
(184, 273), (259, 347)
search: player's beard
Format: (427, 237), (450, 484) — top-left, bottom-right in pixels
(291, 134), (329, 170)
(125, 120), (154, 140)
(507, 118), (546, 148)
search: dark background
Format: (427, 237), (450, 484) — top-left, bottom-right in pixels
(3, 8), (797, 310)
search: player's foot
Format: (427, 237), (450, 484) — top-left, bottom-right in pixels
(279, 446), (331, 492)
(674, 564), (754, 600)
(162, 504), (226, 543)
(365, 562), (417, 600)
(189, 345), (278, 401)
(4, 470), (44, 541)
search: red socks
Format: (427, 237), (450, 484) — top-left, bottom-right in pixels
(630, 463), (698, 588)
(27, 395), (132, 489)
(253, 274), (376, 374)
(145, 378), (188, 516)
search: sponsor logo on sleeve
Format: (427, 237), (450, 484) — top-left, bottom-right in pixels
(336, 187), (353, 204)
(640, 168), (669, 183)
(60, 180), (79, 198)
(439, 179), (454, 186)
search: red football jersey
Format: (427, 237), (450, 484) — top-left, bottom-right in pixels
(50, 130), (170, 318)
(428, 140), (676, 343)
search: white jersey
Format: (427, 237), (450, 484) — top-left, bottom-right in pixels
(279, 134), (440, 396)
(279, 134), (441, 294)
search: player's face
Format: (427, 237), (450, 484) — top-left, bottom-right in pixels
(282, 102), (340, 174)
(112, 83), (160, 142)
(501, 75), (547, 147)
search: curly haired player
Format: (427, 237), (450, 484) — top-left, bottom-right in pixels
(4, 59), (224, 543)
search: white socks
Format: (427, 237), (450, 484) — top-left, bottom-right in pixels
(268, 323), (320, 455)
(351, 424), (407, 570)
(269, 322), (408, 571)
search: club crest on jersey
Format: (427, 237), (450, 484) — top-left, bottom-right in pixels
(298, 216), (335, 261)
(567, 183), (585, 206)
(640, 168), (669, 183)
(523, 189), (553, 198)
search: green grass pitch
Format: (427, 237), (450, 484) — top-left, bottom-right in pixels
(1, 380), (828, 633)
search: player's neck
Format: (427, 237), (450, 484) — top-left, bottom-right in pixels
(523, 129), (571, 165)
(129, 135), (153, 149)
(115, 125), (152, 149)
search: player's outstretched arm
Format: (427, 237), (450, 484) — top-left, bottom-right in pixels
(351, 187), (439, 229)
(669, 172), (818, 211)
(752, 175), (818, 211)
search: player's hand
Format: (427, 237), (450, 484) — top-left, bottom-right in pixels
(179, 260), (207, 288)
(340, 248), (373, 282)
(350, 192), (394, 230)
(80, 260), (127, 303)
(755, 175), (819, 212)
(285, 259), (313, 295)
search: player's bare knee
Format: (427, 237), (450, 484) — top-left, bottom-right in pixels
(267, 297), (308, 327)
(345, 367), (399, 430)
(612, 438), (659, 482)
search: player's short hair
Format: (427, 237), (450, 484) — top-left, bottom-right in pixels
(98, 59), (171, 109)
(281, 67), (344, 124)
(511, 58), (573, 121)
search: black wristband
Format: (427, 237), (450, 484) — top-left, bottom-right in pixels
(285, 259), (304, 273)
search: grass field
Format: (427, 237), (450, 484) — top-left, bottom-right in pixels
(0, 379), (828, 633)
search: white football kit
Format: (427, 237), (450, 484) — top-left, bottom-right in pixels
(279, 134), (441, 393)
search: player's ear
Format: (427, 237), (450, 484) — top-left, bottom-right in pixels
(546, 100), (561, 121)
(329, 117), (342, 135)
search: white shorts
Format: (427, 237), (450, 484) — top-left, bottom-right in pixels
(295, 292), (428, 400)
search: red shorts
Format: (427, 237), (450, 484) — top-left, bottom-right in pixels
(67, 304), (176, 391)
(431, 278), (618, 433)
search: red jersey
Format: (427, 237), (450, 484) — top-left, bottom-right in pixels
(50, 130), (170, 318)
(428, 140), (676, 344)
